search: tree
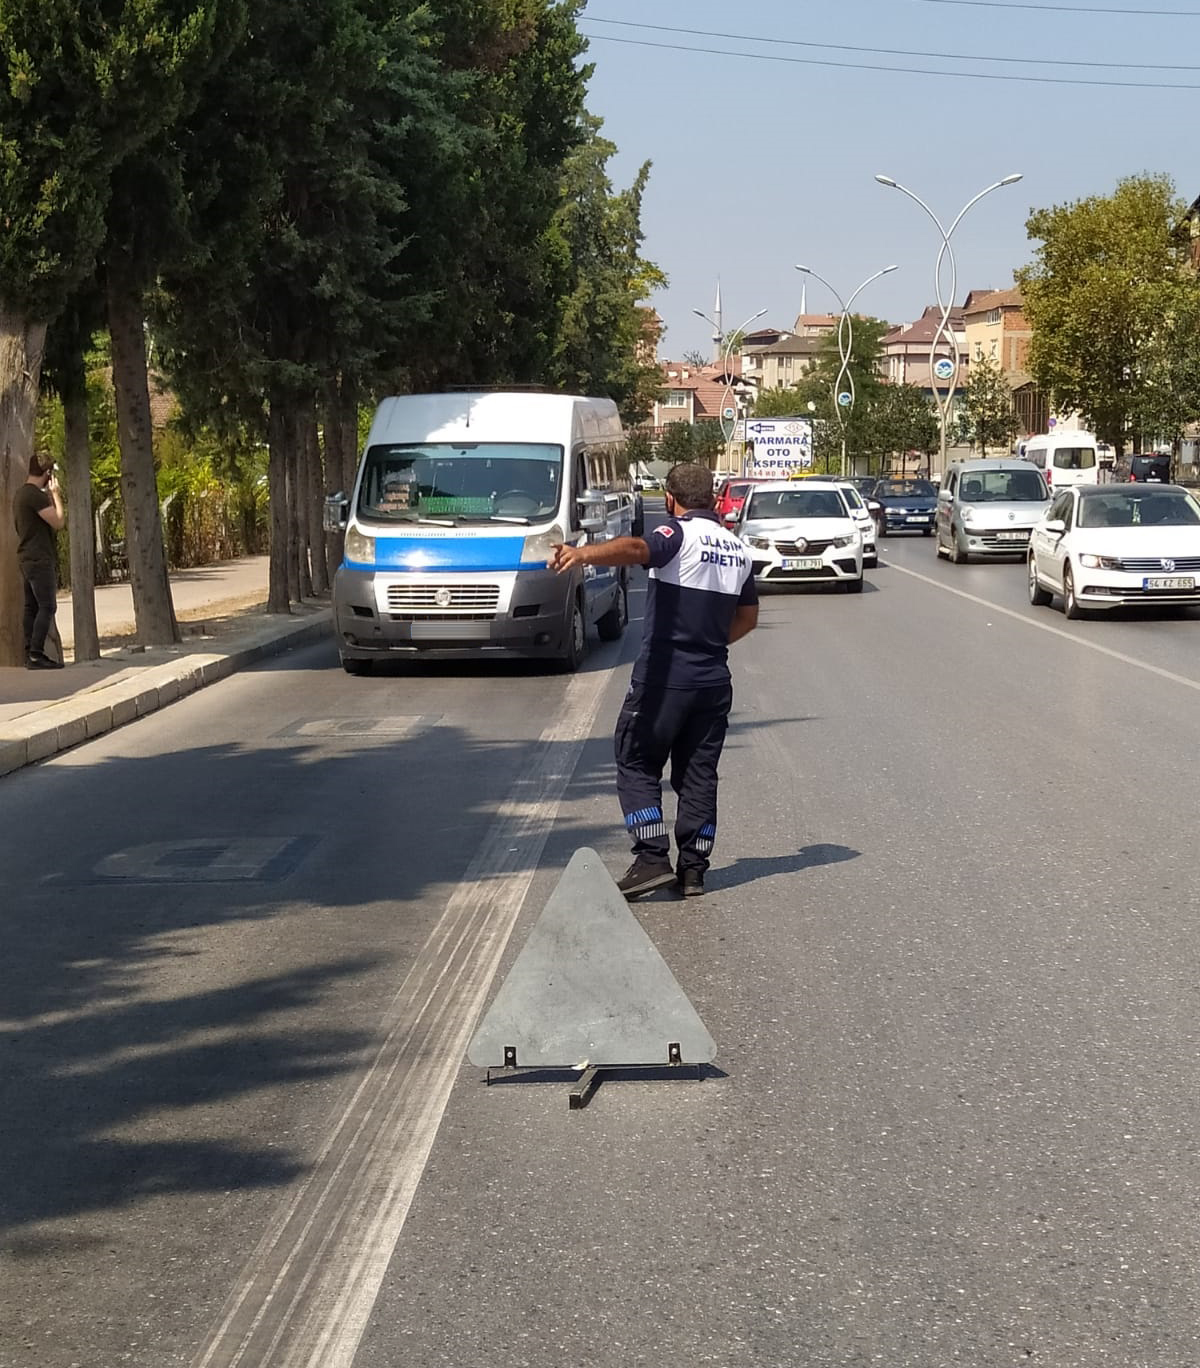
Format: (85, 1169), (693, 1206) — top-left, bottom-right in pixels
(0, 0), (244, 665)
(861, 384), (939, 471)
(681, 349), (709, 368)
(955, 356), (1019, 455)
(1017, 174), (1200, 452)
(543, 114), (666, 425)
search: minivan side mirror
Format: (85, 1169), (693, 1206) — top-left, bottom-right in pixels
(323, 493), (349, 531)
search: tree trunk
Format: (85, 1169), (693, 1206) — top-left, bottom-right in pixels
(322, 382), (346, 571)
(0, 308), (47, 666)
(339, 377), (360, 494)
(304, 404), (328, 595)
(106, 256), (178, 646)
(284, 403), (307, 602)
(266, 395), (290, 614)
(61, 348), (100, 661)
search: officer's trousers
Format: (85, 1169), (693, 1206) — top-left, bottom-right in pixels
(614, 679), (733, 874)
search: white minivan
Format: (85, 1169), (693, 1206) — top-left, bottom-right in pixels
(327, 392), (636, 674)
(1022, 431), (1100, 493)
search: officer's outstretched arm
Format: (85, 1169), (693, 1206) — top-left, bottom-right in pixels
(550, 537), (651, 573)
(729, 604), (758, 644)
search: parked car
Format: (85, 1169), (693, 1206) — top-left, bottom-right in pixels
(1028, 484), (1200, 617)
(1129, 454), (1172, 484)
(736, 480), (865, 592)
(715, 477), (763, 527)
(935, 459), (1050, 563)
(872, 477), (938, 536)
(831, 479), (878, 567)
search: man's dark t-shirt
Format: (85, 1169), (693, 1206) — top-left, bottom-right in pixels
(13, 483), (55, 566)
(633, 510), (758, 689)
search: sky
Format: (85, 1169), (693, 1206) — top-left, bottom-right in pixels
(577, 0), (1200, 359)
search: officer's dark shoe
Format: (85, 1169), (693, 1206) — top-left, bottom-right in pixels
(677, 869), (705, 897)
(617, 857), (676, 899)
(26, 651), (63, 670)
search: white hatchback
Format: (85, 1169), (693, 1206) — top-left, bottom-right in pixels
(1028, 484), (1200, 617)
(737, 481), (865, 592)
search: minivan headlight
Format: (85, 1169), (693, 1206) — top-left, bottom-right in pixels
(522, 524), (566, 565)
(344, 525), (376, 566)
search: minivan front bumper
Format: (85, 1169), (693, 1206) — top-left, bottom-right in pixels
(333, 566), (576, 657)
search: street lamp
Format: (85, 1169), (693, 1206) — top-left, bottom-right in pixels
(794, 264), (898, 477)
(875, 172), (1023, 473)
(691, 305), (768, 473)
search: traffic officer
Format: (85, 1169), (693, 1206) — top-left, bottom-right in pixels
(551, 463), (758, 898)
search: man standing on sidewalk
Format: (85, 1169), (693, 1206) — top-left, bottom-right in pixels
(551, 463), (758, 898)
(13, 455), (66, 669)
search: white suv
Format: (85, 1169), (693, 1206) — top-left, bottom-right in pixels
(737, 481), (865, 592)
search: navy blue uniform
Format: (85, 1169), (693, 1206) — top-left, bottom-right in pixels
(615, 511), (757, 874)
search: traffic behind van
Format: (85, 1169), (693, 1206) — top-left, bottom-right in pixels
(327, 392), (636, 674)
(1022, 431), (1100, 491)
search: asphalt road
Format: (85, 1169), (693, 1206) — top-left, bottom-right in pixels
(5, 529), (1200, 1367)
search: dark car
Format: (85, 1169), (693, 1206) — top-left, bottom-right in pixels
(1129, 454), (1171, 484)
(871, 477), (938, 535)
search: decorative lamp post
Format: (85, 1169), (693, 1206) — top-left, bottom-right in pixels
(692, 305), (768, 473)
(793, 264), (898, 477)
(875, 172), (1023, 473)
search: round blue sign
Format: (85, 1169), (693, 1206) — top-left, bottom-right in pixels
(933, 358), (955, 381)
(837, 391), (853, 408)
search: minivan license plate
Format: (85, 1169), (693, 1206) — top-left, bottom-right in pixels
(997, 531), (1028, 541)
(1143, 575), (1195, 590)
(782, 557), (823, 571)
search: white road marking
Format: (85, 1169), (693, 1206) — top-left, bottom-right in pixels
(887, 559), (1200, 696)
(191, 664), (614, 1368)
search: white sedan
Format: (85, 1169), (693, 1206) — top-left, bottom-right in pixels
(1028, 484), (1200, 618)
(737, 481), (864, 592)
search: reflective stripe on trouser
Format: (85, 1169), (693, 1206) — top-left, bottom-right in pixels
(614, 679), (733, 874)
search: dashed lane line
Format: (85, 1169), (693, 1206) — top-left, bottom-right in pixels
(886, 558), (1200, 696)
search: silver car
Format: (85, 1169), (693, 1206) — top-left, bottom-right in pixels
(935, 459), (1050, 563)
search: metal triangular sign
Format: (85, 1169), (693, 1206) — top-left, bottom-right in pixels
(468, 848), (716, 1069)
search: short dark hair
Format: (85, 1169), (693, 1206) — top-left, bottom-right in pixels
(665, 462), (715, 511)
(28, 454), (51, 478)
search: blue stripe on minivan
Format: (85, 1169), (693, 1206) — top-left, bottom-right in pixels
(346, 534), (528, 573)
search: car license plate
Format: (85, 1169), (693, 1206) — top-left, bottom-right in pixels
(781, 557), (823, 571)
(1143, 575), (1195, 590)
(996, 531), (1029, 541)
(905, 515), (927, 523)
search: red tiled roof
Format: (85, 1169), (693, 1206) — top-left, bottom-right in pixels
(962, 287), (1024, 318)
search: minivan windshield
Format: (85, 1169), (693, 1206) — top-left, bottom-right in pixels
(357, 442), (563, 523)
(958, 469), (1047, 503)
(746, 489), (847, 520)
(1077, 489), (1200, 529)
(1053, 445), (1096, 470)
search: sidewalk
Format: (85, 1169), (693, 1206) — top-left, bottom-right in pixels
(0, 556), (331, 777)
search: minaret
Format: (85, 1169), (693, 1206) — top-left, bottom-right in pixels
(799, 283), (807, 322)
(712, 280), (723, 364)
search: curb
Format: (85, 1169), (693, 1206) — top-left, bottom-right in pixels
(0, 610), (331, 779)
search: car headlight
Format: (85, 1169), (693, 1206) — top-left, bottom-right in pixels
(1079, 553), (1121, 570)
(832, 535), (858, 549)
(959, 504), (979, 523)
(521, 524), (566, 564)
(344, 525), (376, 565)
(746, 536), (770, 551)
